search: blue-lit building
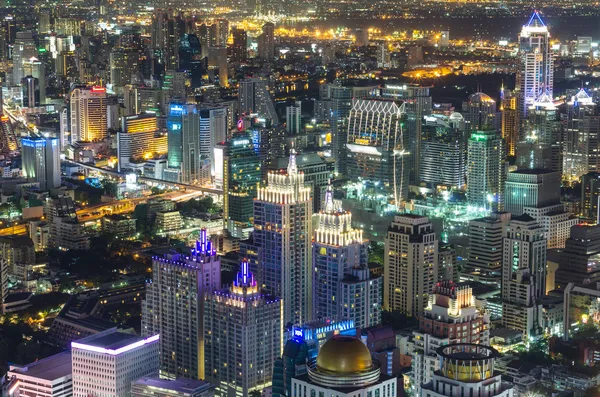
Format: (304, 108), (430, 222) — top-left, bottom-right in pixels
(204, 259), (283, 397)
(22, 136), (60, 190)
(167, 103), (206, 184)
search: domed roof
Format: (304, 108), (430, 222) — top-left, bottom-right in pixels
(316, 336), (373, 374)
(449, 112), (464, 120)
(469, 92), (494, 103)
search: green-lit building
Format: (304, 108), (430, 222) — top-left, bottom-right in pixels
(216, 133), (262, 238)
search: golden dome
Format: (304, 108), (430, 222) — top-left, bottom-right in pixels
(316, 336), (373, 374)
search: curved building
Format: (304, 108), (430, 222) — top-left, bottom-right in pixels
(421, 344), (513, 397)
(292, 335), (397, 396)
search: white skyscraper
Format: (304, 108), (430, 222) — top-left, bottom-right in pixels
(142, 230), (221, 380)
(204, 259), (283, 397)
(384, 214), (438, 317)
(69, 85), (108, 143)
(250, 150), (312, 326)
(199, 107), (228, 180)
(312, 185), (382, 328)
(501, 215), (547, 337)
(71, 329), (159, 397)
(518, 11), (553, 119)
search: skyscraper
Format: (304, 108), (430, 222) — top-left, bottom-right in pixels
(504, 169), (561, 216)
(258, 22), (275, 60)
(312, 186), (382, 328)
(555, 225), (600, 290)
(409, 281), (490, 393)
(285, 101), (301, 135)
(204, 259), (283, 397)
(251, 150), (313, 326)
(69, 85), (108, 143)
(501, 90), (519, 157)
(581, 172), (600, 221)
(21, 76), (40, 108)
(518, 11), (553, 119)
(118, 114), (167, 172)
(238, 78), (278, 123)
(21, 137), (60, 191)
(12, 31), (37, 86)
(384, 214), (438, 317)
(467, 130), (505, 211)
(231, 28), (247, 64)
(199, 107), (228, 182)
(346, 98), (408, 205)
(167, 103), (204, 184)
(501, 214), (547, 337)
(142, 230), (221, 380)
(462, 92), (498, 131)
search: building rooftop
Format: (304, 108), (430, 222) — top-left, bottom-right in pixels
(508, 168), (554, 175)
(74, 330), (148, 350)
(0, 234), (34, 248)
(9, 352), (72, 381)
(4, 291), (32, 303)
(133, 377), (213, 393)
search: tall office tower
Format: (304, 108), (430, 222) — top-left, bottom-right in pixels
(462, 92), (499, 131)
(71, 329), (159, 397)
(142, 230), (221, 380)
(204, 259), (283, 397)
(252, 150), (312, 326)
(420, 344), (513, 397)
(199, 107), (227, 182)
(118, 114), (167, 172)
(258, 22), (275, 61)
(11, 31), (37, 86)
(346, 98), (408, 206)
(380, 84), (433, 183)
(420, 115), (466, 189)
(215, 19), (229, 47)
(384, 215), (438, 317)
(312, 187), (381, 328)
(410, 282), (490, 393)
(286, 101), (301, 134)
(501, 215), (547, 337)
(21, 137), (60, 191)
(407, 45), (423, 67)
(215, 134), (262, 238)
(327, 84), (378, 175)
(231, 28), (247, 63)
(518, 11), (553, 119)
(467, 130), (505, 211)
(563, 89), (600, 182)
(465, 212), (511, 286)
(238, 78), (278, 123)
(23, 59), (46, 104)
(167, 103), (203, 184)
(69, 85), (108, 143)
(555, 225), (600, 289)
(581, 172), (600, 221)
(501, 91), (519, 157)
(21, 76), (40, 108)
(207, 46), (228, 87)
(109, 49), (141, 90)
(377, 42), (391, 68)
(505, 169), (560, 215)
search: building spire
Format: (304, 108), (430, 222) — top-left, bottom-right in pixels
(232, 258), (259, 295)
(324, 180), (335, 214)
(288, 147), (298, 175)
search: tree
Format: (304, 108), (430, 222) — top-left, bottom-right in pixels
(249, 391), (262, 397)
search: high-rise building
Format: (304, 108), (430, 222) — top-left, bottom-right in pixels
(258, 22), (275, 60)
(291, 336), (397, 397)
(312, 186), (382, 328)
(21, 76), (39, 108)
(118, 114), (167, 172)
(110, 49), (141, 90)
(409, 281), (490, 393)
(518, 11), (553, 119)
(238, 78), (278, 123)
(419, 115), (466, 189)
(555, 225), (600, 290)
(204, 259), (283, 397)
(384, 214), (438, 317)
(71, 329), (159, 397)
(231, 28), (247, 63)
(12, 31), (37, 86)
(199, 107), (227, 181)
(501, 90), (519, 157)
(519, 96), (562, 172)
(465, 212), (511, 286)
(215, 19), (229, 47)
(215, 134), (262, 238)
(167, 103), (204, 184)
(563, 89), (600, 182)
(420, 344), (513, 397)
(581, 172), (600, 221)
(504, 169), (560, 215)
(346, 98), (408, 205)
(69, 85), (108, 143)
(250, 150), (312, 326)
(467, 130), (505, 211)
(501, 215), (547, 337)
(377, 42), (391, 68)
(142, 230), (221, 380)
(207, 46), (228, 87)
(462, 92), (498, 131)
(22, 137), (60, 191)
(285, 101), (301, 134)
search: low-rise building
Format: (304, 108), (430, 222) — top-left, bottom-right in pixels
(131, 377), (214, 397)
(7, 352), (73, 397)
(101, 214), (137, 238)
(154, 210), (182, 234)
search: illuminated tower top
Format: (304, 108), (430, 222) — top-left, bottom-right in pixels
(313, 184), (362, 247)
(257, 149), (311, 204)
(231, 258), (259, 296)
(190, 228), (218, 264)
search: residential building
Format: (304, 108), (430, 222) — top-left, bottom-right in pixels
(69, 85), (108, 143)
(0, 235), (35, 282)
(101, 215), (137, 238)
(467, 130), (505, 211)
(462, 92), (498, 131)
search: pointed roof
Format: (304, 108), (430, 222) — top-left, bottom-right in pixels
(525, 10), (546, 28)
(324, 181), (335, 214)
(287, 148), (298, 175)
